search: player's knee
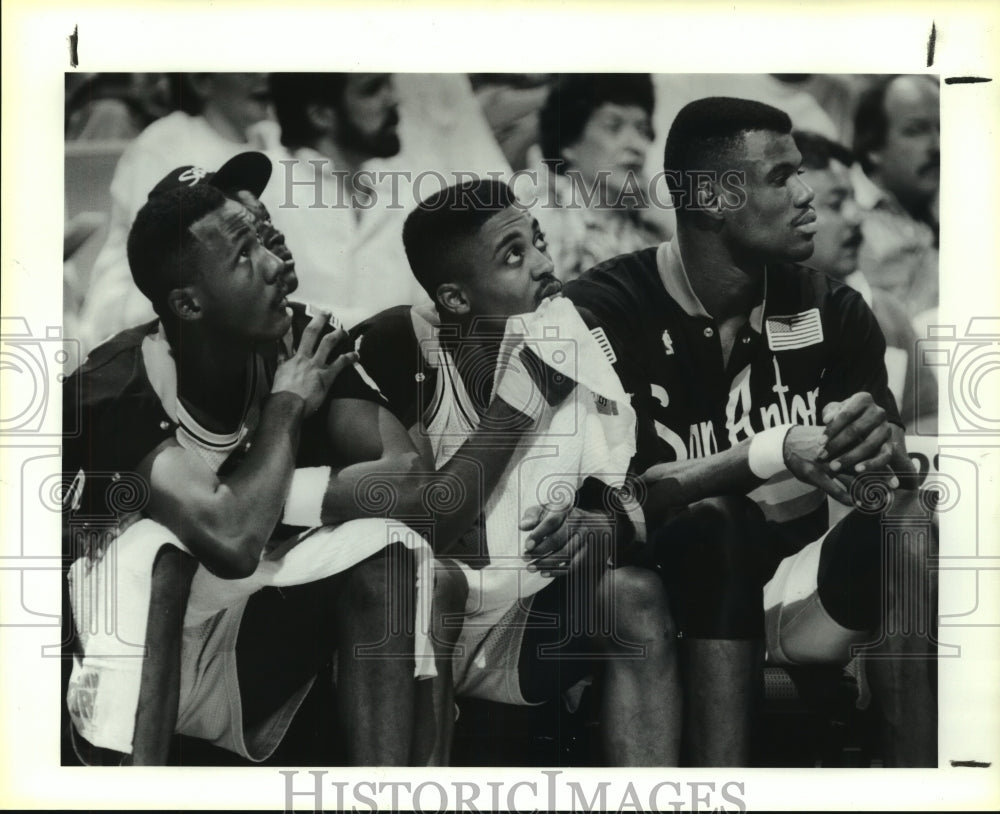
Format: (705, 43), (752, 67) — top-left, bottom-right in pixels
(606, 566), (676, 643)
(889, 490), (939, 560)
(675, 495), (765, 586)
(650, 496), (767, 640)
(150, 545), (197, 595)
(686, 494), (762, 538)
(890, 522), (936, 586)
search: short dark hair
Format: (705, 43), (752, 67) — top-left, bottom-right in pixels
(403, 180), (518, 301)
(538, 74), (655, 173)
(126, 184), (228, 317)
(793, 130), (855, 171)
(270, 73), (350, 151)
(664, 96), (792, 210)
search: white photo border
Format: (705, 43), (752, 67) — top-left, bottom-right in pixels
(2, 0), (998, 810)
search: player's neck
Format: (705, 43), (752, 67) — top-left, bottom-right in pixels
(170, 328), (253, 431)
(676, 228), (764, 321)
(314, 134), (368, 171)
(439, 311), (508, 343)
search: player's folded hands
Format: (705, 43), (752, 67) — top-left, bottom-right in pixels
(521, 504), (614, 578)
(820, 394), (900, 489)
(783, 424), (854, 506)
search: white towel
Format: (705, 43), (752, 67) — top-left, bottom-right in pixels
(67, 517), (435, 755)
(475, 296), (636, 614)
(416, 298), (636, 681)
(186, 518), (436, 677)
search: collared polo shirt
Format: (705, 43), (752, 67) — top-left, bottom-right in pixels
(564, 241), (902, 544)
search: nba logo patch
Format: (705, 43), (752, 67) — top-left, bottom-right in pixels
(661, 329), (675, 355)
(765, 309), (824, 351)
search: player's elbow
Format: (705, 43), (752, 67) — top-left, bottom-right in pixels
(373, 451), (428, 516)
(205, 547), (259, 580)
(194, 531), (262, 579)
(185, 506), (266, 580)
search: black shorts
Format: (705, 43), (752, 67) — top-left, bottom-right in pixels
(516, 575), (604, 704)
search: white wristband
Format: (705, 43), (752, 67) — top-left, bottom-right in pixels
(283, 466), (331, 528)
(747, 425), (794, 480)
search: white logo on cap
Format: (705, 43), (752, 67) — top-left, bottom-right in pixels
(178, 167), (209, 186)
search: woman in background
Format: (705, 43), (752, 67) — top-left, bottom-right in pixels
(521, 74), (671, 282)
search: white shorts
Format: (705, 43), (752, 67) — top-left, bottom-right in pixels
(67, 517), (434, 760)
(450, 556), (559, 707)
(763, 528), (872, 667)
(453, 596), (539, 706)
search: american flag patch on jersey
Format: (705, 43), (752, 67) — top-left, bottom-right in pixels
(593, 394), (619, 415)
(765, 309), (824, 351)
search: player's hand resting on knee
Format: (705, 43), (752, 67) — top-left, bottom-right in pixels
(521, 504), (614, 578)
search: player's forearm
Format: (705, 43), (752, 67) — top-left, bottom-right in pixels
(315, 397), (532, 550)
(419, 396), (534, 550)
(190, 392), (305, 576)
(640, 442), (762, 528)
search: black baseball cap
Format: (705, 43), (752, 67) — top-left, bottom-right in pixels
(146, 151), (272, 200)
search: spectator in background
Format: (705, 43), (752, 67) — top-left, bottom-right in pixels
(63, 211), (107, 357)
(522, 74), (670, 282)
(770, 74), (872, 147)
(794, 130), (937, 432)
(65, 73), (174, 142)
(264, 73), (511, 328)
(851, 75), (939, 323)
(642, 74), (842, 189)
(74, 73), (281, 354)
(470, 73), (551, 172)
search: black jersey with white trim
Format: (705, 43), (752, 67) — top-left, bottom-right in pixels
(563, 243), (902, 545)
(350, 302), (639, 561)
(63, 302), (382, 525)
(349, 305), (436, 431)
(350, 302), (608, 432)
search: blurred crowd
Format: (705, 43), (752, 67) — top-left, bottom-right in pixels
(64, 72), (939, 429)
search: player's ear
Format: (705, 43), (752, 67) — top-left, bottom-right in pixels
(695, 179), (726, 223)
(166, 287), (203, 323)
(436, 282), (470, 317)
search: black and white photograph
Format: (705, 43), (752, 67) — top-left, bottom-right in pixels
(2, 2), (998, 811)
